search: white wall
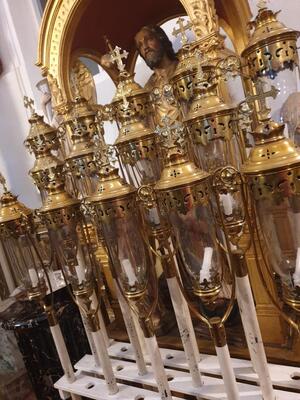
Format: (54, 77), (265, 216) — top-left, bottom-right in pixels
(0, 0), (42, 208)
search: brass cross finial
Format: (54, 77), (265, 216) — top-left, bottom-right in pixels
(172, 17), (192, 46)
(110, 46), (128, 74)
(23, 96), (35, 114)
(0, 172), (8, 193)
(118, 80), (130, 110)
(246, 79), (278, 121)
(257, 0), (268, 9)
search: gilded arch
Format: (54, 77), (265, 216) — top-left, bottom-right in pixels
(36, 0), (251, 105)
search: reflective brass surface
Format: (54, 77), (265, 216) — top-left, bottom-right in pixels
(242, 6), (300, 79)
(242, 121), (300, 175)
(0, 191), (32, 225)
(209, 317), (227, 347)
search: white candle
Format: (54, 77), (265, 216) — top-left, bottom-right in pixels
(200, 247), (213, 283)
(121, 258), (138, 286)
(220, 193), (233, 216)
(293, 248), (300, 286)
(28, 268), (39, 287)
(75, 264), (85, 284)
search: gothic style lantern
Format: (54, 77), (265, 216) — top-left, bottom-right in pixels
(61, 95), (104, 198)
(37, 162), (118, 395)
(211, 166), (275, 399)
(24, 96), (61, 203)
(87, 152), (174, 400)
(242, 113), (300, 325)
(169, 18), (197, 110)
(107, 46), (161, 188)
(60, 95), (116, 324)
(0, 175), (81, 400)
(242, 1), (300, 126)
(153, 120), (241, 400)
(184, 64), (243, 172)
(24, 99), (117, 394)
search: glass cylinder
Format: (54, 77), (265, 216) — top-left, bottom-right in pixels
(116, 138), (162, 188)
(45, 207), (93, 288)
(169, 201), (221, 292)
(259, 68), (300, 126)
(100, 204), (148, 298)
(0, 193), (47, 295)
(249, 170), (300, 292)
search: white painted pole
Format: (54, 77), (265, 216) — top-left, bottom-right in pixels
(215, 344), (240, 400)
(145, 335), (173, 400)
(167, 277), (202, 387)
(50, 324), (82, 400)
(171, 242), (201, 363)
(114, 280), (147, 375)
(91, 291), (110, 347)
(91, 329), (119, 395)
(50, 324), (76, 382)
(132, 311), (148, 357)
(79, 310), (101, 367)
(236, 275), (276, 399)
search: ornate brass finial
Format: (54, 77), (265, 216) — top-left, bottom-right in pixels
(109, 46), (129, 74)
(172, 17), (192, 47)
(0, 172), (8, 193)
(24, 96), (35, 115)
(118, 80), (130, 110)
(155, 116), (186, 151)
(257, 0), (268, 10)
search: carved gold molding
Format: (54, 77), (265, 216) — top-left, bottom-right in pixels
(37, 0), (251, 104)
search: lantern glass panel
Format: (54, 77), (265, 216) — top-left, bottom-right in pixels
(255, 191), (300, 288)
(48, 222), (92, 286)
(260, 67), (299, 126)
(101, 213), (148, 296)
(169, 202), (221, 285)
(3, 235), (45, 290)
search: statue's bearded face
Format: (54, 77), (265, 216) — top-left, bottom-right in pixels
(135, 29), (164, 70)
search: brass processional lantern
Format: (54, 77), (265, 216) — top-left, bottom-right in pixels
(105, 43), (204, 386)
(0, 173), (81, 400)
(162, 19), (275, 399)
(242, 0), (300, 138)
(60, 93), (112, 349)
(169, 17), (247, 173)
(152, 118), (241, 399)
(109, 45), (162, 188)
(184, 61), (244, 172)
(62, 95), (101, 198)
(23, 98), (119, 396)
(242, 101), (300, 331)
(86, 149), (176, 400)
(60, 90), (148, 376)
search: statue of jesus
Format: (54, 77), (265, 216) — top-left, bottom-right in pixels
(134, 25), (180, 126)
